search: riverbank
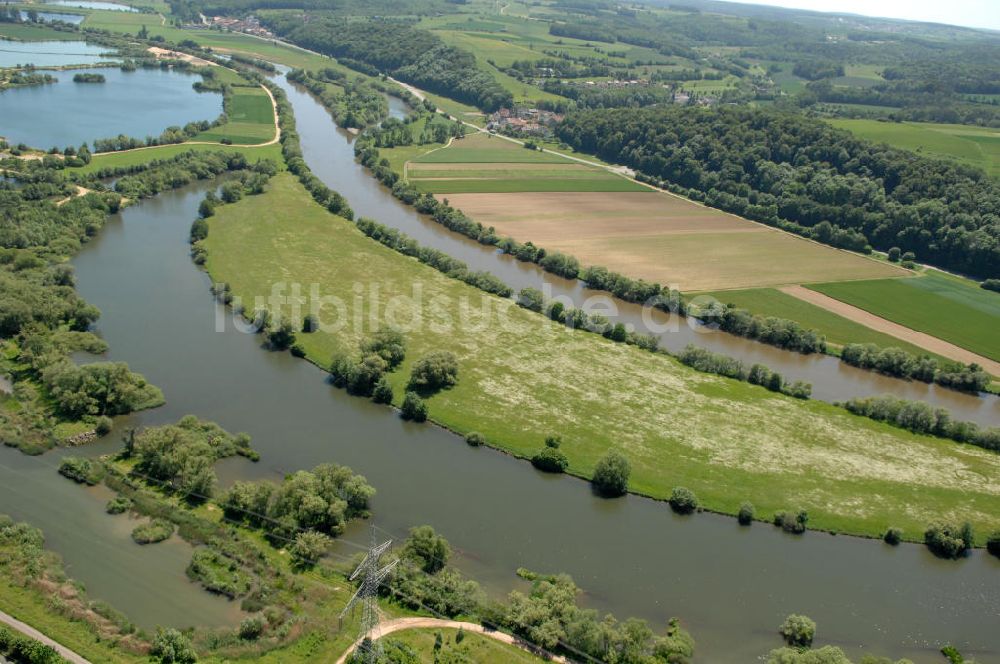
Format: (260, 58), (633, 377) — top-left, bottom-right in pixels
(201, 171), (1000, 543)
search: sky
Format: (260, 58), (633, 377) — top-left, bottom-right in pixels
(722, 0), (1000, 31)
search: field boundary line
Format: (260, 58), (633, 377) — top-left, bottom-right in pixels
(0, 608), (93, 664)
(780, 285), (1000, 375)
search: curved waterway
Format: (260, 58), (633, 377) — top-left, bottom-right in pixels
(277, 76), (1000, 427)
(0, 78), (996, 662)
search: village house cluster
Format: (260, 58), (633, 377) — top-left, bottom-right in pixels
(486, 106), (564, 137)
(206, 15), (273, 38)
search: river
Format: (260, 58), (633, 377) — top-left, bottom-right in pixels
(275, 77), (1000, 427)
(0, 70), (997, 662)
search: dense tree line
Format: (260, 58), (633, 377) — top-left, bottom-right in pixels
(842, 395), (1000, 452)
(678, 346), (812, 398)
(262, 14), (512, 111)
(272, 82), (354, 219)
(286, 68), (388, 129)
(840, 343), (990, 393)
(557, 106), (1000, 278)
(355, 217), (513, 297)
(692, 301), (826, 354)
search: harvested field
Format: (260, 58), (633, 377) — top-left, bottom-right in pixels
(444, 191), (907, 291)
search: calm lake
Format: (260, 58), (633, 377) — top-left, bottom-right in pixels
(0, 64), (221, 149)
(18, 11), (86, 23)
(45, 0), (137, 11)
(0, 38), (109, 67)
(0, 60), (996, 663)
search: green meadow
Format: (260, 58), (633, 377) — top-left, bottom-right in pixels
(194, 86), (275, 145)
(692, 287), (947, 359)
(203, 173), (1000, 543)
(809, 272), (1000, 362)
(829, 119), (1000, 179)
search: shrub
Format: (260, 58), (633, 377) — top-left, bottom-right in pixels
(924, 522), (973, 559)
(531, 447), (568, 473)
(150, 627), (197, 663)
(987, 531), (1000, 558)
(883, 527), (903, 546)
(517, 287), (544, 312)
(371, 376), (394, 404)
(400, 391), (428, 422)
(779, 614), (815, 648)
(239, 616), (264, 641)
(58, 456), (104, 485)
(94, 415), (113, 436)
(402, 525), (450, 574)
(105, 495), (133, 515)
(190, 218), (209, 242)
(409, 351), (459, 391)
(887, 247), (901, 262)
(981, 278), (1000, 293)
(302, 314), (318, 332)
(592, 450), (630, 497)
(668, 487), (698, 514)
(360, 326), (406, 368)
(266, 317), (296, 350)
(737, 502), (754, 526)
(132, 519), (175, 544)
(290, 531), (332, 568)
(544, 434), (561, 448)
(774, 510), (809, 534)
(465, 432), (485, 447)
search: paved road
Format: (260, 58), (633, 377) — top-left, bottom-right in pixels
(0, 609), (92, 664)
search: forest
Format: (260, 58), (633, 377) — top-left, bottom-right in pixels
(260, 14), (513, 111)
(556, 106), (1000, 278)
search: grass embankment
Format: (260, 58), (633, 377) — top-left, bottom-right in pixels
(389, 628), (548, 663)
(203, 173), (1000, 543)
(68, 142), (283, 174)
(692, 287), (950, 360)
(808, 272), (1000, 363)
(829, 119), (1000, 179)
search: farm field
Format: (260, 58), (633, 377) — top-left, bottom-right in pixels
(202, 173), (1000, 542)
(808, 271), (1000, 362)
(692, 287), (946, 359)
(412, 132), (567, 163)
(829, 119), (1000, 178)
(441, 190), (907, 291)
(193, 85), (275, 144)
(407, 159), (646, 193)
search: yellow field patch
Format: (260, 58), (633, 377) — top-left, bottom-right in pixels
(443, 191), (907, 291)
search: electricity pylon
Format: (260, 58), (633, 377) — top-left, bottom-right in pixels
(340, 525), (398, 664)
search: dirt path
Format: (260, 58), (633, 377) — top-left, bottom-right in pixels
(335, 617), (567, 664)
(0, 609), (92, 664)
(55, 185), (92, 206)
(780, 285), (1000, 375)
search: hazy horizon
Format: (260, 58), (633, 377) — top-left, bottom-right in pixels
(722, 0), (1000, 32)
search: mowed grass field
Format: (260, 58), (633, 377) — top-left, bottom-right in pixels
(692, 287), (946, 359)
(194, 86), (275, 145)
(808, 271), (1000, 362)
(388, 628), (548, 664)
(408, 161), (646, 193)
(202, 173), (1000, 542)
(829, 119), (1000, 179)
(406, 134), (647, 193)
(443, 189), (907, 291)
(69, 141), (283, 174)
